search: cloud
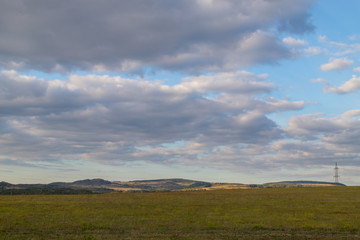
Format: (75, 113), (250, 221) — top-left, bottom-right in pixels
(286, 113), (343, 140)
(317, 35), (360, 57)
(3, 70), (360, 174)
(324, 75), (360, 94)
(0, 0), (315, 73)
(320, 58), (354, 71)
(318, 35), (328, 42)
(260, 110), (360, 168)
(178, 71), (272, 94)
(349, 35), (358, 41)
(354, 67), (360, 73)
(143, 30), (293, 73)
(282, 37), (307, 47)
(304, 47), (322, 55)
(0, 70), (304, 166)
(311, 78), (326, 83)
(285, 110), (360, 142)
(318, 35), (347, 48)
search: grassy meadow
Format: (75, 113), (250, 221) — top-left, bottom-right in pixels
(0, 187), (359, 239)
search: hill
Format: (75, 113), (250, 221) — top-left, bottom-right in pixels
(263, 181), (346, 188)
(0, 178), (346, 194)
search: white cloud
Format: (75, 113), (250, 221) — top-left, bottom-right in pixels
(179, 71), (272, 94)
(318, 35), (347, 48)
(311, 78), (326, 83)
(317, 35), (360, 57)
(353, 67), (360, 73)
(341, 109), (360, 118)
(304, 47), (322, 55)
(318, 35), (328, 42)
(349, 35), (358, 41)
(324, 75), (360, 94)
(282, 37), (307, 47)
(320, 58), (353, 71)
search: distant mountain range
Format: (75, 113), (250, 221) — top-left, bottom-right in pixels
(0, 178), (346, 195)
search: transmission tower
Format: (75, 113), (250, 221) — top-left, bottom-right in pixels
(334, 162), (339, 183)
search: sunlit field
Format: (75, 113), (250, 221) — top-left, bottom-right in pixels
(0, 187), (359, 239)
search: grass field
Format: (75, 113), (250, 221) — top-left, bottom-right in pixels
(0, 187), (359, 239)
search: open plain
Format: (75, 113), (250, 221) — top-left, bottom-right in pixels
(0, 186), (359, 239)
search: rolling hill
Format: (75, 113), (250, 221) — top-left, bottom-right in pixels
(0, 178), (345, 194)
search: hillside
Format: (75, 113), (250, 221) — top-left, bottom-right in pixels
(0, 178), (346, 194)
(263, 181), (346, 188)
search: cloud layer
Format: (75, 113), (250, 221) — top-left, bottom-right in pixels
(2, 69), (360, 174)
(0, 70), (304, 167)
(0, 0), (315, 73)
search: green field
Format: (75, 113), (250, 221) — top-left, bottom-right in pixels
(0, 187), (359, 239)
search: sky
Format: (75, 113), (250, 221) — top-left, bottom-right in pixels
(0, 0), (360, 185)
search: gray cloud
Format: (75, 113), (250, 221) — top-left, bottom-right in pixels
(169, 109), (359, 173)
(0, 0), (315, 73)
(2, 69), (360, 175)
(285, 113), (342, 140)
(279, 110), (360, 166)
(0, 70), (303, 165)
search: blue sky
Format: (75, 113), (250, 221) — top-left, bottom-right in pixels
(1, 0), (360, 185)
